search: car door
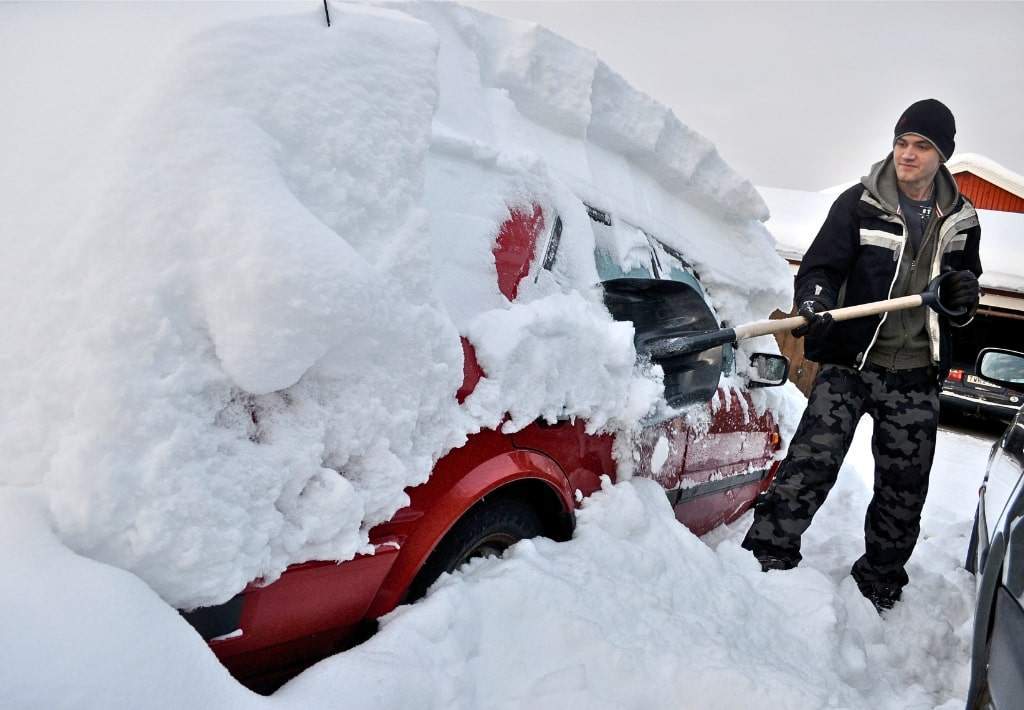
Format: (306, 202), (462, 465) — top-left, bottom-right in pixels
(974, 408), (1024, 709)
(586, 208), (695, 496)
(589, 208), (778, 532)
(979, 412), (1024, 572)
(644, 236), (778, 533)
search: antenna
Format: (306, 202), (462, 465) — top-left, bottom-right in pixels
(323, 0), (331, 27)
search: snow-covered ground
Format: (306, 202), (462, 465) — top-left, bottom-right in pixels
(2, 417), (993, 709)
(281, 418), (990, 710)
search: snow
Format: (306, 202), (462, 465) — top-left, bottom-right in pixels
(0, 488), (258, 710)
(1, 0), (797, 611)
(347, 422), (987, 709)
(968, 209), (1024, 294)
(0, 2), (924, 707)
(760, 184), (1024, 294)
(463, 292), (663, 433)
(2, 2), (474, 611)
(758, 185), (836, 262)
(1, 419), (991, 709)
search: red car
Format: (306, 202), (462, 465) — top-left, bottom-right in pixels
(183, 201), (787, 692)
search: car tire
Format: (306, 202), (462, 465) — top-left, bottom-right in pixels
(406, 496), (546, 602)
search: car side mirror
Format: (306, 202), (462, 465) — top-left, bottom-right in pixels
(748, 353), (790, 388)
(976, 348), (1024, 394)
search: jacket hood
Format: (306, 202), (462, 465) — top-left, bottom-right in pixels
(860, 152), (960, 216)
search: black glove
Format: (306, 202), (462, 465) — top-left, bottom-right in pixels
(791, 298), (834, 339)
(940, 270), (980, 310)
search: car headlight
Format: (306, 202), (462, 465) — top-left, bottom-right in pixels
(1011, 396), (1020, 403)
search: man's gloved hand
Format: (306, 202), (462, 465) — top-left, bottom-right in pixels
(791, 298), (835, 339)
(940, 270), (980, 310)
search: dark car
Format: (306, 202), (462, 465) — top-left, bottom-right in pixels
(964, 348), (1024, 709)
(942, 364), (1023, 423)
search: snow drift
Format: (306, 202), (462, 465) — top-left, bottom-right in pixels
(0, 1), (794, 610)
(0, 421), (982, 709)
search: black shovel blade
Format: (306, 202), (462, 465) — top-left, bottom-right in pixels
(602, 278), (724, 407)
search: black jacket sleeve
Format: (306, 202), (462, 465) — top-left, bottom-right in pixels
(949, 218), (983, 327)
(794, 186), (861, 310)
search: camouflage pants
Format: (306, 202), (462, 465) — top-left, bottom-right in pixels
(742, 363), (940, 591)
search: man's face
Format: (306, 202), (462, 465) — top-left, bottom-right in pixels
(893, 134), (942, 186)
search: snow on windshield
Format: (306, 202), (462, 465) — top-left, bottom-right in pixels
(0, 1), (795, 611)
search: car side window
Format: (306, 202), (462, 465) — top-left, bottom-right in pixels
(649, 237), (735, 376)
(588, 205), (658, 281)
(590, 206), (724, 407)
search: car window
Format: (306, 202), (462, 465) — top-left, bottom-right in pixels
(589, 208), (725, 407)
(588, 205), (657, 281)
(649, 237), (735, 376)
(649, 239), (702, 295)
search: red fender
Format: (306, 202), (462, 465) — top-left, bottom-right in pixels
(366, 447), (574, 618)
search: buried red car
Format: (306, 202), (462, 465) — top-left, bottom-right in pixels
(183, 203), (788, 692)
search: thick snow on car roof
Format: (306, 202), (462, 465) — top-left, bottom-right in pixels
(0, 1), (794, 611)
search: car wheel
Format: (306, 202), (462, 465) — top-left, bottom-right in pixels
(406, 496), (546, 602)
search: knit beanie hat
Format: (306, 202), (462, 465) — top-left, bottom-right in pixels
(894, 99), (956, 161)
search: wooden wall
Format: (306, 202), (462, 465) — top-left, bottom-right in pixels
(955, 172), (1024, 213)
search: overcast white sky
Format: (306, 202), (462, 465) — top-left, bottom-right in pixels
(2, 2), (1021, 194)
(468, 1), (1024, 191)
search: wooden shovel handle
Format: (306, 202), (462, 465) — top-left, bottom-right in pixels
(732, 295), (926, 341)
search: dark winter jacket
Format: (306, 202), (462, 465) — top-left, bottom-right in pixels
(795, 154), (983, 380)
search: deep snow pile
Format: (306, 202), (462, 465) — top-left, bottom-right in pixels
(278, 420), (987, 710)
(0, 1), (795, 612)
(414, 1), (790, 331)
(2, 5), (473, 610)
(0, 419), (987, 709)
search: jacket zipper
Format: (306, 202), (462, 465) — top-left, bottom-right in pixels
(890, 256), (918, 369)
(892, 221), (937, 368)
(858, 214), (908, 370)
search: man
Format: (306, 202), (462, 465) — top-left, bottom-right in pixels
(742, 99), (982, 612)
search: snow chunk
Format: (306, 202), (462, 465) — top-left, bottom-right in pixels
(0, 7), (468, 609)
(464, 293), (662, 433)
(473, 14), (597, 138)
(587, 62), (669, 158)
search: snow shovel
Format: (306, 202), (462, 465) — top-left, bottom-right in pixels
(628, 271), (968, 360)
